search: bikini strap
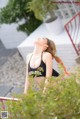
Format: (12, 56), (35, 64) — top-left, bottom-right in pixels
(29, 52), (43, 63)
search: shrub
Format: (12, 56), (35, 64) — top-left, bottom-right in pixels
(5, 66), (80, 119)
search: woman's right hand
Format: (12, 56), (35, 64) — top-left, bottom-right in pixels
(61, 71), (70, 80)
(64, 71), (70, 76)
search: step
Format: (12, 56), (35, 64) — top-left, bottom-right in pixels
(0, 39), (18, 66)
(0, 85), (13, 97)
(0, 85), (24, 97)
(0, 57), (8, 66)
(0, 48), (17, 57)
(0, 40), (5, 50)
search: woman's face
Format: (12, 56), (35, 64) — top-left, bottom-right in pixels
(34, 38), (48, 50)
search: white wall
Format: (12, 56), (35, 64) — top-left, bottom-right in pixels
(0, 0), (27, 49)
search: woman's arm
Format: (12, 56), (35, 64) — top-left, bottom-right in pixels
(54, 56), (70, 75)
(24, 55), (30, 94)
(45, 53), (53, 77)
(24, 73), (29, 94)
(43, 53), (53, 93)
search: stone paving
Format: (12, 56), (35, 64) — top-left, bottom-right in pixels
(0, 40), (26, 97)
(0, 40), (17, 66)
(0, 52), (26, 87)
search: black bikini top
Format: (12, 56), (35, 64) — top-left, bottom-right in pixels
(28, 53), (60, 77)
(28, 53), (46, 77)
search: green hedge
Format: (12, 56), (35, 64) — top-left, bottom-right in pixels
(3, 66), (80, 119)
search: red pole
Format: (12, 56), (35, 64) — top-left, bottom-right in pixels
(65, 25), (79, 55)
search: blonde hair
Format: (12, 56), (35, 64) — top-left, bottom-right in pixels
(45, 38), (56, 58)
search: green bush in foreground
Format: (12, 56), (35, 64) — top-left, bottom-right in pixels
(6, 66), (80, 119)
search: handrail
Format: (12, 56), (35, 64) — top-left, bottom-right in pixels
(65, 12), (80, 56)
(0, 97), (18, 110)
(0, 97), (18, 101)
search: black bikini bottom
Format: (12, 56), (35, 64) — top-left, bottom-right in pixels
(52, 69), (60, 77)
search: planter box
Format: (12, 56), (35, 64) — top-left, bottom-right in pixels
(45, 17), (64, 35)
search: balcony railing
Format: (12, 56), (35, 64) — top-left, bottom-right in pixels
(65, 12), (80, 56)
(0, 97), (18, 111)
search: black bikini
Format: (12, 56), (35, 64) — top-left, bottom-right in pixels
(28, 53), (59, 77)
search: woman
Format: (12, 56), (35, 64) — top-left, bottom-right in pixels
(24, 38), (70, 94)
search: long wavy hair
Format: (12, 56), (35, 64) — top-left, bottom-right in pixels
(45, 38), (56, 58)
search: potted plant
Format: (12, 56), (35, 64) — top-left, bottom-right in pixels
(27, 0), (64, 35)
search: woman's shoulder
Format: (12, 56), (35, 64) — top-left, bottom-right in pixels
(43, 52), (52, 58)
(42, 52), (53, 65)
(43, 52), (53, 62)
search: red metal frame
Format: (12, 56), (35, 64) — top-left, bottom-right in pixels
(65, 12), (80, 56)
